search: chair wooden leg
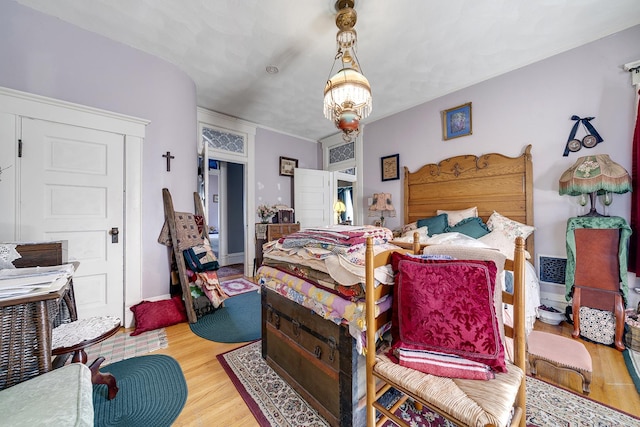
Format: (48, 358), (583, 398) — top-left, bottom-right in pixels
(71, 349), (88, 364)
(89, 357), (119, 400)
(613, 294), (625, 351)
(571, 288), (581, 340)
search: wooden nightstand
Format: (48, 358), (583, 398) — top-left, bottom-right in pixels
(254, 223), (300, 274)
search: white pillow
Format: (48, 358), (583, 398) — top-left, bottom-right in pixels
(437, 207), (478, 227)
(401, 221), (418, 235)
(478, 229), (531, 260)
(423, 232), (492, 248)
(395, 226), (429, 243)
(486, 211), (535, 239)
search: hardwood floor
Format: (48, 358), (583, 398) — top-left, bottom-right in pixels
(150, 280), (640, 425)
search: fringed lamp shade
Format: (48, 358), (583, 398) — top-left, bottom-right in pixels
(559, 154), (632, 216)
(368, 193), (396, 226)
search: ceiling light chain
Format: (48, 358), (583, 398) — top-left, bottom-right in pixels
(323, 0), (372, 142)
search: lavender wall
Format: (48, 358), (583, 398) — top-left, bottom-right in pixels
(363, 25), (640, 264)
(0, 1), (198, 299)
(254, 127), (321, 220)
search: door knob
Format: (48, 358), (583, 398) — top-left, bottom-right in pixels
(109, 227), (119, 243)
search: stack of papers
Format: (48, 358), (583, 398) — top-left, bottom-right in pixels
(0, 264), (75, 300)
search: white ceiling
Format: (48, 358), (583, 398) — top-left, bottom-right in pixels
(15, 0), (640, 141)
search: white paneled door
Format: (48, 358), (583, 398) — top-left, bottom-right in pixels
(293, 168), (332, 228)
(19, 118), (124, 319)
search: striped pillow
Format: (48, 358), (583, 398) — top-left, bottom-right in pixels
(395, 347), (494, 380)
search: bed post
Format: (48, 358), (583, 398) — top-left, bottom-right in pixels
(365, 237), (376, 427)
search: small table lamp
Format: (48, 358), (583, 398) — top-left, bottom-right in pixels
(559, 154), (632, 217)
(368, 193), (396, 227)
(334, 200), (346, 223)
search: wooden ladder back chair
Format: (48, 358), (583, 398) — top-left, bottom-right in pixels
(365, 236), (527, 427)
(162, 188), (209, 323)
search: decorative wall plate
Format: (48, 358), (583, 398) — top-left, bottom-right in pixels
(568, 139), (582, 152)
(582, 134), (597, 148)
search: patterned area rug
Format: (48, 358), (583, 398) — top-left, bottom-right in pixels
(624, 348), (640, 394)
(220, 341), (640, 427)
(85, 328), (168, 366)
(219, 277), (260, 296)
(217, 263), (245, 278)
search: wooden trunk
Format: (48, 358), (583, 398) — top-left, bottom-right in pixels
(261, 287), (366, 427)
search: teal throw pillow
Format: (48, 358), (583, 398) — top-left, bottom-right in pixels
(417, 214), (449, 236)
(448, 217), (490, 239)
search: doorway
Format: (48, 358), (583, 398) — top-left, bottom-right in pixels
(207, 160), (245, 266)
(198, 107), (256, 277)
(337, 180), (354, 225)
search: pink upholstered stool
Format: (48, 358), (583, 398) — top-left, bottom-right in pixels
(528, 330), (592, 394)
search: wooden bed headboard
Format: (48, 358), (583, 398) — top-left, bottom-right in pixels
(403, 144), (534, 255)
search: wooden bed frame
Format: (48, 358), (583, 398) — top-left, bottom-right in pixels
(260, 146), (534, 426)
(403, 144), (534, 255)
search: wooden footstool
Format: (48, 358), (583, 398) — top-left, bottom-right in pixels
(528, 330), (593, 394)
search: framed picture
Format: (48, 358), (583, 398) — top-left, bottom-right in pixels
(381, 154), (400, 181)
(277, 209), (294, 224)
(279, 156), (298, 176)
(442, 102), (472, 140)
(212, 194), (219, 203)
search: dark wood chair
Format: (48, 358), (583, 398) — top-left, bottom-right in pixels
(12, 242), (121, 399)
(51, 282), (121, 399)
(570, 227), (626, 350)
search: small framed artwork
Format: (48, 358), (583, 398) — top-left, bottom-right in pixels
(381, 154), (400, 181)
(279, 156), (298, 177)
(277, 209), (294, 224)
(442, 102), (472, 140)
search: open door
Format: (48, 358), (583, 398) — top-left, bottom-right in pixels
(293, 168), (332, 228)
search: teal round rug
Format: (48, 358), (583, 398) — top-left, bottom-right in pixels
(190, 290), (261, 343)
(93, 354), (187, 427)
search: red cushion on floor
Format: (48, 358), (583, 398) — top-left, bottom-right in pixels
(130, 296), (187, 336)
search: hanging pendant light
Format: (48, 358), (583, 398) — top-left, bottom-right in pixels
(323, 0), (372, 142)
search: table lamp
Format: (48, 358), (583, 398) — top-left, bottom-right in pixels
(334, 200), (346, 223)
(368, 193), (396, 227)
(559, 154), (632, 217)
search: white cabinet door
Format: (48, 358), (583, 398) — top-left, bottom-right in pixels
(20, 118), (124, 320)
(293, 168), (332, 228)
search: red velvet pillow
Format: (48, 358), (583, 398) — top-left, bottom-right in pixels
(390, 252), (447, 343)
(130, 295), (187, 336)
(391, 252), (506, 373)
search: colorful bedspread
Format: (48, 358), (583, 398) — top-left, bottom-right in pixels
(263, 225), (397, 286)
(279, 225), (392, 254)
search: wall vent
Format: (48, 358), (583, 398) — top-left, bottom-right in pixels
(538, 255), (567, 285)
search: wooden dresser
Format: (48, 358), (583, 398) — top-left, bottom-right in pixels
(254, 223), (300, 271)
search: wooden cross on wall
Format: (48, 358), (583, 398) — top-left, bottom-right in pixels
(162, 151), (175, 171)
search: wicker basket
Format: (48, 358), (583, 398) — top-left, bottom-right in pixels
(626, 316), (640, 352)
